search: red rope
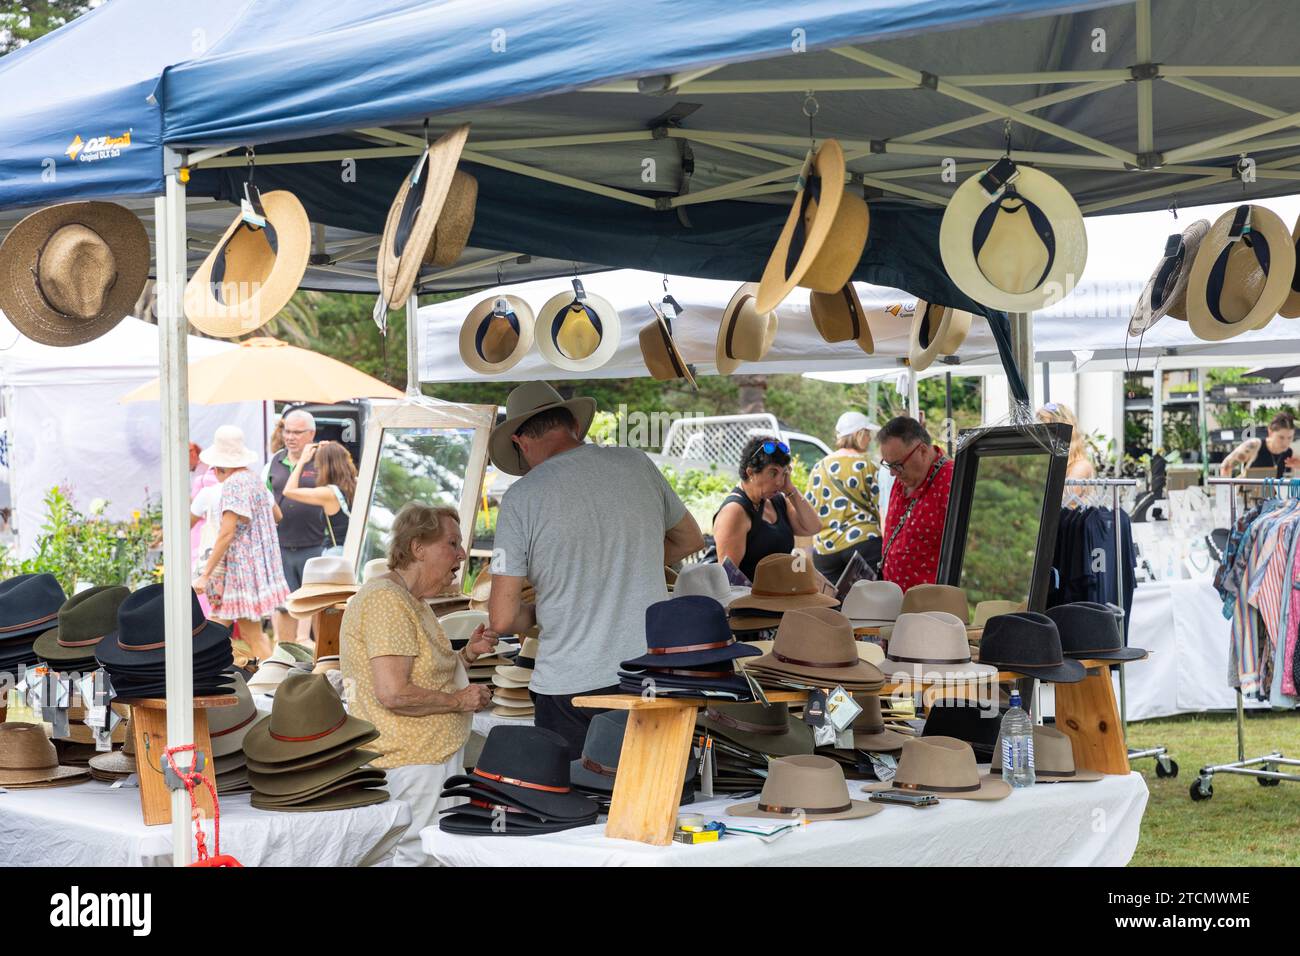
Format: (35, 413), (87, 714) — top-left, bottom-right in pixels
(162, 743), (243, 868)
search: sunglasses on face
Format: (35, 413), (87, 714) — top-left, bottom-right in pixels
(880, 441), (924, 473)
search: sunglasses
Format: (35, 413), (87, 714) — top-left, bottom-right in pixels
(879, 441), (924, 474)
(758, 440), (790, 456)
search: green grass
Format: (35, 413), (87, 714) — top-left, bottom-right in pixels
(1126, 711), (1300, 866)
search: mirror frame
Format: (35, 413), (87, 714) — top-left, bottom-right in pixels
(343, 401), (497, 590)
(937, 422), (1070, 612)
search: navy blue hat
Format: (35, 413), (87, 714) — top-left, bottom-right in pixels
(95, 583), (232, 670)
(0, 573), (66, 643)
(1047, 602), (1146, 662)
(977, 611), (1086, 683)
(621, 595), (762, 670)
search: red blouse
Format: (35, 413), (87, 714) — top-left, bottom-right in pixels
(880, 450), (954, 593)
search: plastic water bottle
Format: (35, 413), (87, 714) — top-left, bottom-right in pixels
(1000, 691), (1035, 788)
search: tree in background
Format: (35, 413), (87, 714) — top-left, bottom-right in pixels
(0, 0), (93, 54)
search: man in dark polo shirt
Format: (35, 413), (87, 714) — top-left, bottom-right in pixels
(263, 409), (325, 642)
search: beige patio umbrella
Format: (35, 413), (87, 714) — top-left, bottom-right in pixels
(121, 336), (403, 404)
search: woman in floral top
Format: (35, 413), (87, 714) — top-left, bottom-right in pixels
(193, 425), (288, 659)
(804, 412), (882, 580)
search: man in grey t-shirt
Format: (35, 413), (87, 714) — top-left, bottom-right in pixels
(487, 383), (704, 759)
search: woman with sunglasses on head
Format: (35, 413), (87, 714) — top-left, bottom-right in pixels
(712, 436), (823, 582)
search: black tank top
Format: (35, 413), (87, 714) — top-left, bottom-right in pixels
(1252, 439), (1288, 478)
(715, 487), (795, 582)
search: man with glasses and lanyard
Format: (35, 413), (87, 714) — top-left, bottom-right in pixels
(876, 416), (954, 592)
(263, 409), (324, 643)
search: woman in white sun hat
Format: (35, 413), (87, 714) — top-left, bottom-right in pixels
(804, 411), (883, 580)
(193, 425), (288, 660)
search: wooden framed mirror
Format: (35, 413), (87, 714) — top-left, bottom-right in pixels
(343, 401), (497, 593)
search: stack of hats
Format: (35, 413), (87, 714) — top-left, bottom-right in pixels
(728, 754), (881, 822)
(571, 711), (698, 809)
(468, 566), (539, 641)
(619, 596), (760, 699)
(866, 735), (1011, 801)
(246, 644), (314, 697)
(726, 553), (838, 634)
(0, 723), (88, 789)
(976, 612), (1085, 683)
(922, 701), (1003, 760)
(695, 701), (813, 792)
(34, 585), (129, 674)
(880, 611), (996, 684)
(990, 725), (1102, 782)
(244, 672), (389, 812)
(439, 726), (598, 835)
(95, 584), (235, 699)
(0, 573), (67, 677)
(672, 562), (750, 606)
(491, 636), (536, 719)
(742, 607), (885, 692)
(828, 695), (911, 757)
(209, 673), (258, 795)
(899, 584), (980, 640)
(88, 715), (136, 783)
(1047, 601), (1147, 663)
(284, 555), (359, 620)
(441, 609), (518, 684)
(841, 580), (903, 631)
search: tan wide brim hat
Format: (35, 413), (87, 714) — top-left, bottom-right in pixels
(756, 139), (870, 314)
(940, 163), (1087, 312)
(639, 307), (697, 388)
(901, 584), (971, 622)
(460, 294), (535, 374)
(1282, 212), (1300, 319)
(716, 282), (778, 375)
(972, 599), (1027, 629)
(908, 301), (972, 372)
(1128, 219), (1211, 334)
(991, 724), (1103, 782)
(1187, 204), (1296, 342)
(0, 201), (149, 347)
(488, 381), (597, 476)
(865, 735), (1011, 800)
(421, 169), (478, 269)
(184, 190), (311, 338)
(376, 124), (472, 308)
(535, 289), (620, 372)
(809, 283), (874, 354)
(728, 554), (839, 615)
(0, 723), (90, 786)
(728, 754), (881, 821)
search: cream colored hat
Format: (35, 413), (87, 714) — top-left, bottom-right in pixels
(842, 580), (904, 626)
(1186, 204), (1296, 342)
(716, 283), (778, 375)
(199, 425), (258, 469)
(459, 294), (535, 374)
(972, 599), (1027, 628)
(440, 609), (488, 645)
(361, 558), (389, 583)
(881, 611), (996, 681)
(535, 283), (620, 372)
(672, 562), (751, 605)
(1128, 219), (1211, 334)
(908, 301), (973, 372)
(285, 555), (358, 618)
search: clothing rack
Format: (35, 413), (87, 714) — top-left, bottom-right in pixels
(1192, 478), (1300, 800)
(1062, 478), (1176, 777)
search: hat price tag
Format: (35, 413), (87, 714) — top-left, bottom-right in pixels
(835, 726), (855, 749)
(110, 774), (139, 790)
(46, 707), (70, 740)
(371, 295), (389, 335)
(825, 685), (862, 732)
(813, 722), (839, 748)
(742, 669), (770, 706)
(804, 689), (828, 727)
(977, 156), (1020, 201)
(864, 751), (897, 782)
(570, 278), (588, 302)
(92, 724), (113, 752)
(240, 183), (268, 230)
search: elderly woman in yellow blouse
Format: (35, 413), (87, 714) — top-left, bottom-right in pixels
(341, 502), (493, 866)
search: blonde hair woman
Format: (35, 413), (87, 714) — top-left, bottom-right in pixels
(1037, 402), (1095, 480)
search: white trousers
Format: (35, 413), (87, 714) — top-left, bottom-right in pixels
(383, 749), (466, 867)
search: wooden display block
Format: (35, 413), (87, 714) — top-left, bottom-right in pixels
(1053, 661), (1131, 775)
(115, 696), (236, 826)
(313, 605), (345, 660)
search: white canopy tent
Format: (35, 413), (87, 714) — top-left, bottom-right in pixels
(0, 315), (269, 557)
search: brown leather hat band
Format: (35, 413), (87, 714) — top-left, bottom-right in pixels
(119, 621), (206, 651)
(59, 631), (109, 648)
(750, 587), (817, 598)
(648, 638), (734, 655)
(757, 801), (851, 815)
(894, 779), (981, 793)
(773, 652), (857, 668)
(473, 767), (571, 793)
(0, 610), (58, 633)
(653, 666), (734, 678)
(580, 756), (617, 778)
(211, 710), (258, 738)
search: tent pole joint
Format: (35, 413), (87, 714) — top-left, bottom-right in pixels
(1128, 62), (1161, 82)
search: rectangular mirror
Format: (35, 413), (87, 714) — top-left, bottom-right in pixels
(345, 402), (497, 593)
(938, 423), (1069, 613)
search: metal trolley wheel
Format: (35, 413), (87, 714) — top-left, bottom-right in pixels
(1189, 776), (1213, 801)
(1154, 756), (1179, 778)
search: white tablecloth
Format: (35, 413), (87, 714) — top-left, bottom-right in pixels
(421, 771), (1148, 867)
(471, 711), (534, 736)
(0, 780), (411, 867)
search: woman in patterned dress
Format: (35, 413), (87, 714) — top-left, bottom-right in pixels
(805, 411), (883, 580)
(193, 425), (288, 659)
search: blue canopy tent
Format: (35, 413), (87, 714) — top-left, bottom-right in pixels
(4, 0), (1300, 861)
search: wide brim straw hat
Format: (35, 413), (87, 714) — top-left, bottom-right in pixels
(1128, 218), (1211, 334)
(908, 301), (972, 372)
(1186, 204), (1296, 342)
(422, 169), (478, 269)
(716, 282), (779, 375)
(535, 287), (621, 372)
(459, 294), (535, 374)
(809, 283), (874, 354)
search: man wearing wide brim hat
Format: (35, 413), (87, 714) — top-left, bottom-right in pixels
(0, 201), (150, 348)
(485, 382), (704, 759)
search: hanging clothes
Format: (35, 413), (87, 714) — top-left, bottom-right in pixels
(1047, 505), (1137, 637)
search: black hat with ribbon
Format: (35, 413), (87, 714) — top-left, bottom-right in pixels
(442, 725), (598, 821)
(94, 583), (233, 669)
(620, 595), (762, 670)
(976, 611), (1085, 683)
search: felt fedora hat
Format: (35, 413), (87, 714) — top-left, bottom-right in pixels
(622, 595), (761, 670)
(972, 599), (1026, 629)
(444, 725), (597, 820)
(493, 636), (538, 687)
(199, 425), (258, 469)
(247, 748), (380, 798)
(900, 584), (970, 622)
(243, 672), (377, 764)
(977, 611), (1085, 682)
(639, 302), (697, 388)
(1283, 211), (1300, 319)
(729, 754), (880, 820)
(459, 294), (535, 375)
(250, 768), (388, 807)
(728, 553), (839, 614)
(940, 161), (1086, 312)
(756, 139), (870, 314)
(882, 611), (996, 680)
(535, 283), (620, 372)
(0, 723), (88, 786)
(570, 710), (697, 793)
(488, 381), (597, 476)
(908, 301), (973, 372)
(0, 202), (149, 347)
(208, 672), (259, 758)
(716, 282), (779, 375)
(94, 584), (232, 669)
(842, 579), (904, 626)
(696, 701), (814, 757)
(376, 124), (472, 309)
(746, 607), (885, 689)
(422, 169), (478, 269)
(922, 702), (1003, 759)
(1046, 601), (1146, 661)
(1129, 219), (1212, 334)
(873, 735), (1010, 800)
(991, 724), (1103, 782)
(1187, 204), (1295, 342)
(252, 784), (389, 813)
(848, 694), (909, 752)
(184, 190), (311, 338)
(0, 573), (66, 644)
(285, 555), (358, 617)
(672, 562), (751, 605)
(34, 585), (129, 664)
(244, 724), (381, 776)
(809, 283), (874, 354)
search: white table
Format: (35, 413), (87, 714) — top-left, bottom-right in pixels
(0, 779), (411, 867)
(421, 771), (1148, 867)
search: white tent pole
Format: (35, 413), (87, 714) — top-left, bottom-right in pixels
(1163, 109), (1300, 164)
(1151, 356), (1164, 455)
(157, 152), (194, 867)
(1135, 0), (1154, 155)
(1162, 77), (1288, 120)
(1009, 312), (1034, 412)
(907, 369), (919, 419)
(406, 292), (421, 397)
